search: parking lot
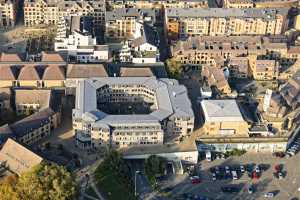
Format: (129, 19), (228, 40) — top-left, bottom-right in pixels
(159, 153), (300, 200)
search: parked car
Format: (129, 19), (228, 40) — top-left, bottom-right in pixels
(278, 172), (284, 179)
(212, 173), (216, 181)
(231, 171), (238, 180)
(259, 164), (270, 172)
(273, 152), (285, 158)
(264, 192), (275, 198)
(225, 166), (230, 174)
(190, 176), (201, 184)
(221, 186), (240, 193)
(215, 166), (220, 174)
(252, 171), (259, 179)
(274, 164), (281, 173)
(255, 166), (260, 173)
(240, 165), (245, 173)
(291, 145), (299, 150)
(287, 150), (296, 156)
(221, 154), (226, 159)
(290, 198), (299, 200)
(246, 163), (255, 173)
(248, 185), (254, 194)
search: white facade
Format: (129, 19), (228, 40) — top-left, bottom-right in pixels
(132, 57), (157, 64)
(198, 141), (287, 153)
(119, 41), (132, 62)
(134, 42), (157, 52)
(74, 46), (109, 63)
(55, 31), (96, 51)
(55, 24), (109, 63)
(123, 150), (199, 164)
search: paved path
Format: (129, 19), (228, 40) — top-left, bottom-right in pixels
(77, 159), (106, 200)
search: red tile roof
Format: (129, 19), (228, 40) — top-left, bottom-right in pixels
(41, 52), (64, 62)
(0, 53), (22, 62)
(42, 65), (65, 80)
(18, 65), (42, 80)
(0, 65), (19, 80)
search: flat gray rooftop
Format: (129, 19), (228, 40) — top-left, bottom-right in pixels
(73, 77), (194, 126)
(166, 8), (289, 19)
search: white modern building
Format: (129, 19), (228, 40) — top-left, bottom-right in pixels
(118, 23), (160, 63)
(123, 141), (199, 164)
(55, 16), (109, 63)
(73, 77), (194, 149)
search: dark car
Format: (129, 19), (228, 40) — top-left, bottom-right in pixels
(246, 163), (255, 173)
(258, 163), (270, 171)
(290, 198), (299, 200)
(209, 167), (215, 173)
(273, 152), (285, 158)
(221, 186), (240, 193)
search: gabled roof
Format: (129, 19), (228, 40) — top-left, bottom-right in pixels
(41, 52), (65, 62)
(0, 53), (22, 62)
(131, 24), (158, 48)
(42, 65), (65, 80)
(17, 65), (44, 80)
(66, 64), (108, 78)
(0, 65), (20, 80)
(0, 138), (43, 175)
(10, 108), (54, 138)
(120, 67), (154, 77)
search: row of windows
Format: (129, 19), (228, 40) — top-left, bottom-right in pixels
(114, 132), (160, 136)
(115, 141), (159, 146)
(19, 125), (50, 144)
(115, 136), (159, 141)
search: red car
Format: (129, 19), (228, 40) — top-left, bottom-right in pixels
(252, 171), (259, 179)
(274, 164), (281, 173)
(273, 152), (285, 158)
(190, 176), (201, 184)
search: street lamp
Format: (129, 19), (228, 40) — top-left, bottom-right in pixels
(134, 170), (140, 197)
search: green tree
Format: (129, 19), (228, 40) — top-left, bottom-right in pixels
(144, 155), (167, 186)
(166, 58), (183, 79)
(0, 163), (77, 200)
(0, 175), (19, 200)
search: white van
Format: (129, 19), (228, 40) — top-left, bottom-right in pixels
(205, 151), (212, 161)
(231, 171), (238, 180)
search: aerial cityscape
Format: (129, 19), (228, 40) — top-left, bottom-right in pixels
(0, 0), (300, 199)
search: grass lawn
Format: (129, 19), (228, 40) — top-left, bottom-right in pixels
(95, 165), (136, 200)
